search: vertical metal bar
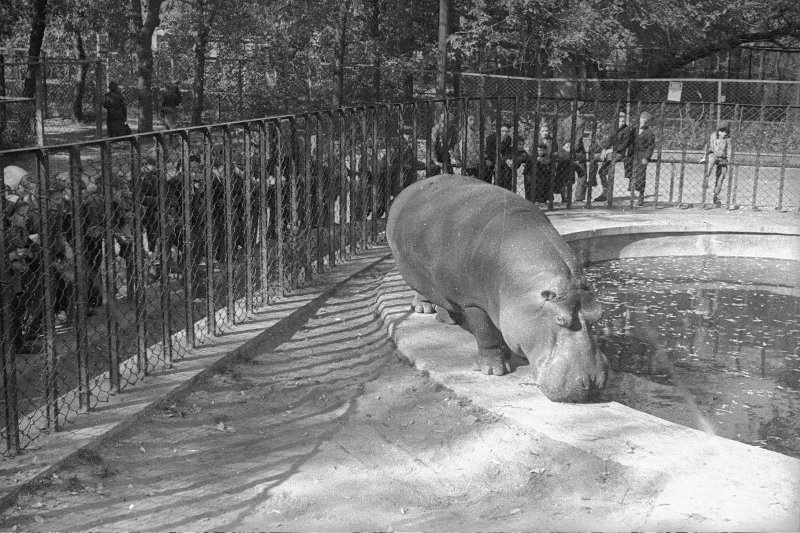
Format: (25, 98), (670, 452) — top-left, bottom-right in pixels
(287, 118), (299, 284)
(668, 162), (676, 205)
(512, 97), (520, 196)
(751, 104), (765, 209)
(548, 110), (557, 210)
(531, 93), (541, 204)
(258, 122), (270, 303)
(180, 131), (195, 347)
(275, 121), (286, 291)
(585, 99), (599, 208)
(630, 101), (641, 209)
(69, 146), (90, 410)
(565, 97), (578, 208)
(777, 107), (790, 211)
(478, 96), (485, 181)
(243, 124), (254, 313)
(494, 96), (501, 187)
(155, 134), (173, 365)
(459, 98), (467, 173)
(339, 110), (348, 260)
(36, 150), (58, 426)
(222, 126), (235, 322)
(653, 102), (666, 207)
(677, 103), (689, 206)
(425, 101), (433, 177)
(0, 154), (20, 453)
(100, 141), (120, 391)
(315, 114), (325, 270)
(130, 138), (148, 373)
(329, 111), (338, 268)
(370, 107), (378, 243)
(202, 129), (216, 335)
(606, 100), (621, 207)
(358, 109), (368, 249)
(302, 116), (314, 272)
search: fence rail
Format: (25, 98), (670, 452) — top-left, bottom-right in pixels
(2, 96), (799, 455)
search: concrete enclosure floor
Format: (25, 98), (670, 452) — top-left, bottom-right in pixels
(0, 207), (798, 530)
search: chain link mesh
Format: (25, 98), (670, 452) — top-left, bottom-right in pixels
(2, 93), (798, 454)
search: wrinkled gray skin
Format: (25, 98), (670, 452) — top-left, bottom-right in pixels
(386, 174), (608, 402)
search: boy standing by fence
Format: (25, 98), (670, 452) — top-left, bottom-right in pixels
(700, 122), (733, 207)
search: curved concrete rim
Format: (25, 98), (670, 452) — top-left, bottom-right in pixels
(381, 209), (800, 531)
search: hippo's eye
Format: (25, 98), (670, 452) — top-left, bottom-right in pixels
(541, 290), (556, 301)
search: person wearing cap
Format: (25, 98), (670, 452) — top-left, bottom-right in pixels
(590, 109), (634, 203)
(103, 81), (128, 137)
(631, 111), (656, 206)
(700, 122), (733, 206)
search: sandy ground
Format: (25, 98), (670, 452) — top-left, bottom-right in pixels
(0, 264), (648, 531)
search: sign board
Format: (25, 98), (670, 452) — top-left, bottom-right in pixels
(667, 81), (683, 102)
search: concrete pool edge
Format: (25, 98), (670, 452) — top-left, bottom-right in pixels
(378, 209), (800, 530)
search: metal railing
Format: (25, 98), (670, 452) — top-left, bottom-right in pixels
(1, 96), (798, 455)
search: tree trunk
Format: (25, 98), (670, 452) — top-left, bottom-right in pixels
(131, 0), (163, 133)
(332, 0), (351, 108)
(436, 0), (449, 98)
(72, 27), (90, 122)
(370, 0), (381, 102)
(23, 0), (48, 98)
(191, 13), (208, 126)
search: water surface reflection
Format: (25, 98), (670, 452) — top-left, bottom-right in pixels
(586, 256), (800, 458)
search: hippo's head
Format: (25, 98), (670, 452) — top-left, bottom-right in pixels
(499, 284), (608, 402)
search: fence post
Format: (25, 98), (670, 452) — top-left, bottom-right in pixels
(478, 95), (485, 181)
(100, 141), (120, 392)
(777, 106), (790, 211)
(716, 80), (723, 125)
(155, 133), (174, 361)
(179, 131), (196, 344)
(653, 102), (666, 207)
(512, 97), (520, 196)
(129, 138), (148, 370)
(34, 59), (46, 146)
(202, 129), (217, 335)
(751, 103), (765, 210)
(36, 150), (59, 427)
(68, 146), (91, 410)
(95, 60), (103, 138)
(0, 170), (20, 454)
(677, 102), (689, 207)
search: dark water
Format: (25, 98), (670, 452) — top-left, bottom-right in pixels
(585, 256), (800, 458)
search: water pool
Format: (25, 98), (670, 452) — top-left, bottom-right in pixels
(585, 256), (800, 458)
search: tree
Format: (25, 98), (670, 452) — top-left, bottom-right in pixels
(627, 0), (800, 77)
(332, 0), (352, 107)
(22, 0), (48, 98)
(129, 0), (164, 132)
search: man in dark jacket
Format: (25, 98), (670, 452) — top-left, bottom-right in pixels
(485, 123), (515, 190)
(590, 110), (634, 202)
(103, 81), (128, 137)
(632, 111), (656, 205)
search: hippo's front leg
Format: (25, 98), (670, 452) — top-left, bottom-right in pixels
(464, 306), (511, 376)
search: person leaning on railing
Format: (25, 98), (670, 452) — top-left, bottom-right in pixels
(631, 111), (656, 206)
(699, 122), (733, 207)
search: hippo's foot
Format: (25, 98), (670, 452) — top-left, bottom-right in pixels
(435, 307), (457, 325)
(476, 347), (510, 376)
(411, 292), (435, 314)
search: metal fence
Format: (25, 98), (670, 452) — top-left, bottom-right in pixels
(1, 96), (799, 455)
(463, 73), (800, 108)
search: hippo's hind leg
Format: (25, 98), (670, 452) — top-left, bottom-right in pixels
(464, 306), (511, 376)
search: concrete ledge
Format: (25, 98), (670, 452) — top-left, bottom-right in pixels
(0, 246), (393, 512)
(378, 209), (800, 530)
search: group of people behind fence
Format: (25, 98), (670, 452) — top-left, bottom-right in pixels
(2, 113), (734, 355)
(429, 108), (733, 206)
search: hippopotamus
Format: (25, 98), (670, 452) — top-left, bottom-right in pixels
(386, 174), (608, 402)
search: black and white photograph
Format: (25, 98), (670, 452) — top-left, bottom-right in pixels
(1, 0), (799, 529)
